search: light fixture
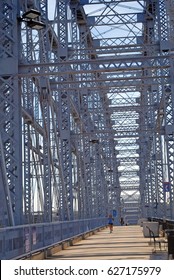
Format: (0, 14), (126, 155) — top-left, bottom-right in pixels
(27, 19), (46, 30)
(22, 9), (41, 20)
(108, 169), (113, 172)
(19, 9), (46, 30)
(89, 139), (99, 144)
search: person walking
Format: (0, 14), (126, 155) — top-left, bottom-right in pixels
(108, 214), (114, 233)
(120, 217), (124, 226)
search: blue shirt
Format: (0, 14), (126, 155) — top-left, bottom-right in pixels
(108, 217), (113, 224)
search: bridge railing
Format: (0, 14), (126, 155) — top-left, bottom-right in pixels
(151, 217), (174, 230)
(0, 217), (107, 260)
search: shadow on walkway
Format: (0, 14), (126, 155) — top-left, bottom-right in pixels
(47, 225), (168, 260)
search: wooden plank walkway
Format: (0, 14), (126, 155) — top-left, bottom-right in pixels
(47, 225), (168, 260)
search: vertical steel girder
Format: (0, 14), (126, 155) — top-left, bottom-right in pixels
(0, 0), (22, 225)
(56, 0), (74, 220)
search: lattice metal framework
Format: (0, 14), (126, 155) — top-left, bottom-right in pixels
(0, 0), (174, 227)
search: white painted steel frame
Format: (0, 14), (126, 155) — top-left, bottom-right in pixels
(0, 0), (174, 231)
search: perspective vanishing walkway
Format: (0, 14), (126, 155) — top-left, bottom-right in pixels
(47, 225), (168, 260)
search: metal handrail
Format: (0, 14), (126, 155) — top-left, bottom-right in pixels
(0, 217), (107, 260)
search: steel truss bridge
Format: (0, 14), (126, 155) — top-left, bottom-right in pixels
(1, 0), (174, 258)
